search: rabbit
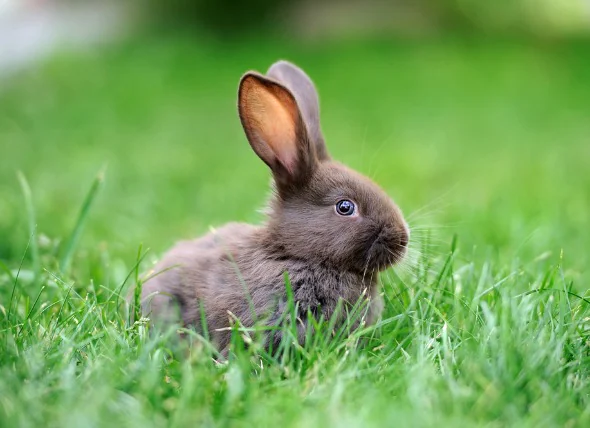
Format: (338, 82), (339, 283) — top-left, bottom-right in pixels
(140, 60), (409, 353)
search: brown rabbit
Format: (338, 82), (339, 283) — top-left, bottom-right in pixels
(141, 60), (409, 352)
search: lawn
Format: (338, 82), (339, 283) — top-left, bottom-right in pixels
(1, 32), (589, 427)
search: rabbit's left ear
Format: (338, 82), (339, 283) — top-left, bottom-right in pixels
(238, 72), (317, 192)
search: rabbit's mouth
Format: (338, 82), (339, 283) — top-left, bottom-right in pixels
(365, 227), (409, 271)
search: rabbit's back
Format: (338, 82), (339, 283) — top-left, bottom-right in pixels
(141, 223), (260, 338)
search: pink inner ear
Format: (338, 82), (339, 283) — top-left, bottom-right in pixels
(241, 79), (300, 174)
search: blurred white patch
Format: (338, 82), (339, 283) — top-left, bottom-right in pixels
(0, 0), (131, 77)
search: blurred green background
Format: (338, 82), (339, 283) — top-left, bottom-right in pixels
(1, 0), (589, 286)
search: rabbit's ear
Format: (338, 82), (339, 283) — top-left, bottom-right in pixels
(267, 60), (329, 161)
(238, 72), (316, 190)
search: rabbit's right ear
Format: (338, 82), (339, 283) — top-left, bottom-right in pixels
(267, 61), (329, 161)
(238, 72), (316, 192)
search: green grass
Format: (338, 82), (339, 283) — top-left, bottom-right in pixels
(1, 33), (589, 427)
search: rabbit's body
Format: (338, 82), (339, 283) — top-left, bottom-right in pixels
(141, 61), (408, 352)
(144, 221), (382, 351)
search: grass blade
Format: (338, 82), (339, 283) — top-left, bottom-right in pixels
(7, 234), (32, 325)
(59, 167), (105, 275)
(16, 172), (40, 285)
(133, 244), (144, 325)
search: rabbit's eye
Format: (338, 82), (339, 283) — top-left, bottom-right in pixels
(336, 199), (355, 216)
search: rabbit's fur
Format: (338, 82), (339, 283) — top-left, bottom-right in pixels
(141, 61), (409, 352)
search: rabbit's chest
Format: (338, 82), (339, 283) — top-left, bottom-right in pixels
(283, 265), (371, 315)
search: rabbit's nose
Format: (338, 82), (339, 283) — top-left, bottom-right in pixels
(398, 221), (410, 246)
(398, 230), (409, 248)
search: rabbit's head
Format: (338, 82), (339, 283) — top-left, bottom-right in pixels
(238, 61), (409, 274)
